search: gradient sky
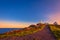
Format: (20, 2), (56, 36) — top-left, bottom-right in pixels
(0, 0), (60, 28)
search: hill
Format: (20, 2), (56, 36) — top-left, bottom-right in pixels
(0, 23), (60, 40)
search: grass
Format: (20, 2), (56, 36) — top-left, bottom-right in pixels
(0, 25), (45, 38)
(0, 24), (60, 40)
(50, 25), (60, 40)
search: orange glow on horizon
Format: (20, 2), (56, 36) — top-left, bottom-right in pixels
(0, 21), (35, 28)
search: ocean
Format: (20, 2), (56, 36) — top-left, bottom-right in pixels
(0, 28), (22, 34)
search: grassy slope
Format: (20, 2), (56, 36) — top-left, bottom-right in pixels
(50, 25), (60, 40)
(0, 24), (60, 40)
(0, 24), (45, 38)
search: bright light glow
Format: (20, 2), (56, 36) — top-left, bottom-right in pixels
(0, 21), (35, 28)
(46, 13), (60, 24)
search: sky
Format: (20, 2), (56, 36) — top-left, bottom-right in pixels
(0, 0), (60, 28)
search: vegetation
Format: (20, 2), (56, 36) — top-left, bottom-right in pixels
(50, 25), (60, 40)
(0, 24), (44, 38)
(0, 23), (60, 40)
(53, 30), (60, 40)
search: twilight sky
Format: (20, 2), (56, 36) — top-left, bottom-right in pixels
(0, 0), (60, 28)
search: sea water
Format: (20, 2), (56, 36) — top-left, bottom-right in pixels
(0, 28), (22, 34)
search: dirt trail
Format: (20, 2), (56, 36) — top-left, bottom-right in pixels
(0, 25), (56, 40)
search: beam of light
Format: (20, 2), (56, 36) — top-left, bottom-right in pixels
(45, 0), (60, 24)
(46, 12), (60, 24)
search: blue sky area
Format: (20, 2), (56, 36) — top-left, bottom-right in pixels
(0, 0), (60, 33)
(0, 0), (59, 22)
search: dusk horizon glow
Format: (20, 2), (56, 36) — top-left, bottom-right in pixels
(0, 0), (60, 28)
